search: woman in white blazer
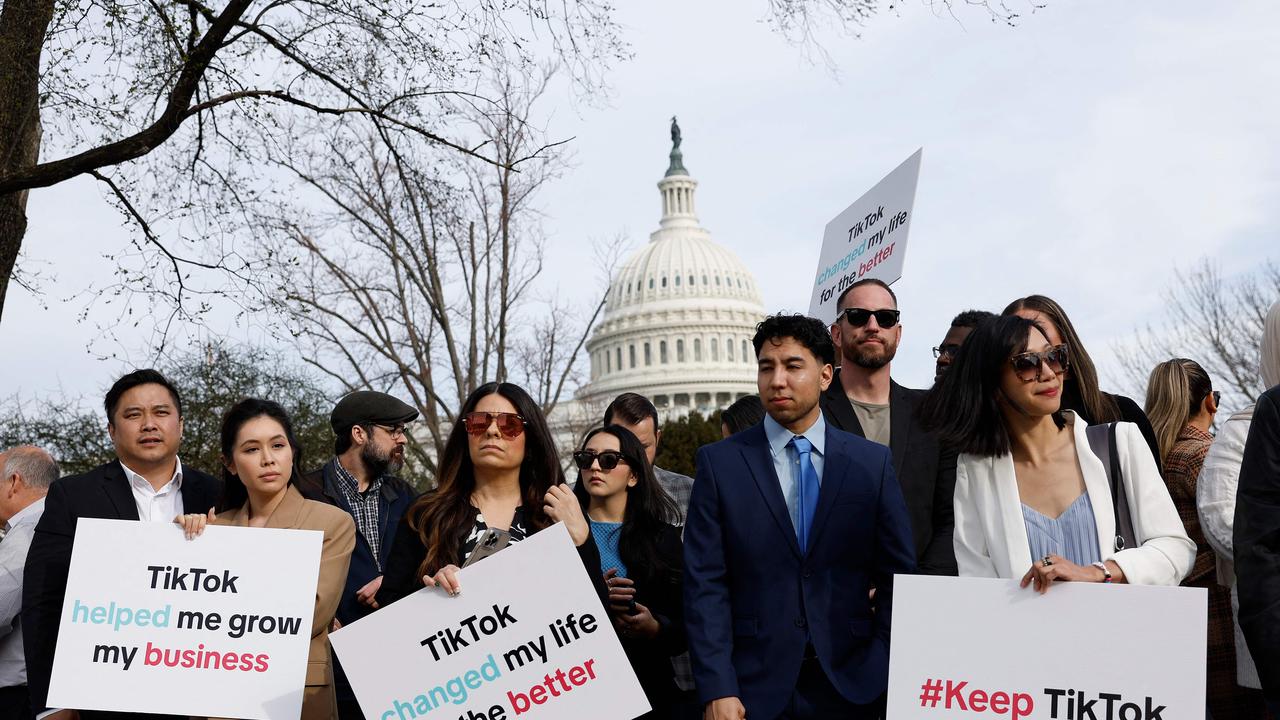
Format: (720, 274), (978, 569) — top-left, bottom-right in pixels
(919, 314), (1194, 591)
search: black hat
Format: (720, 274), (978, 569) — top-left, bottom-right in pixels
(330, 391), (420, 434)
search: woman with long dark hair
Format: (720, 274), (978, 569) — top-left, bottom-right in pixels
(1003, 295), (1161, 464)
(378, 382), (599, 603)
(919, 315), (1193, 590)
(176, 398), (355, 719)
(569, 424), (684, 718)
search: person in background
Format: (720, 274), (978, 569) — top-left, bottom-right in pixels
(1236, 379), (1280, 718)
(1199, 299), (1280, 710)
(377, 382), (605, 605)
(1004, 295), (1161, 465)
(571, 425), (684, 719)
(23, 369), (220, 720)
(933, 310), (995, 384)
(297, 391), (420, 719)
(0, 447), (59, 720)
(1147, 359), (1260, 717)
(821, 278), (957, 575)
(720, 395), (764, 438)
(920, 314), (1193, 590)
(603, 393), (692, 526)
(685, 313), (916, 720)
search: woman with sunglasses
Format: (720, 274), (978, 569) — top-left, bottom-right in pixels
(1004, 295), (1162, 467)
(378, 382), (602, 604)
(920, 315), (1193, 591)
(569, 425), (684, 719)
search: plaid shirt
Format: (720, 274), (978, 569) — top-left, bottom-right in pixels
(1162, 424), (1215, 585)
(334, 460), (386, 572)
(653, 466), (693, 526)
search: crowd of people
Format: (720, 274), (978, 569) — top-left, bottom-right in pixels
(1, 279), (1279, 720)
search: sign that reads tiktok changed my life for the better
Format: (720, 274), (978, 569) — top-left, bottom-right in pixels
(808, 148), (922, 323)
(47, 518), (322, 719)
(330, 522), (650, 720)
(887, 575), (1207, 720)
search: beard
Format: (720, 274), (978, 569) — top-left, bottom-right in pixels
(847, 338), (898, 370)
(361, 441), (404, 478)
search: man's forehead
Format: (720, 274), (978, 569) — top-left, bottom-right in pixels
(617, 417), (656, 438)
(839, 285), (897, 311)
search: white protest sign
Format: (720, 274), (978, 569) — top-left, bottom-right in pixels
(887, 575), (1206, 720)
(808, 148), (922, 321)
(330, 522), (650, 720)
(48, 518), (321, 719)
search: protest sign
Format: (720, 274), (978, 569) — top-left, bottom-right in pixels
(47, 518), (321, 719)
(330, 522), (650, 720)
(808, 149), (922, 321)
(887, 575), (1206, 720)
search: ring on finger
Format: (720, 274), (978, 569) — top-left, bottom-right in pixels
(1041, 555), (1053, 567)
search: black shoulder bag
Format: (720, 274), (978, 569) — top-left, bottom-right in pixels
(1084, 422), (1137, 552)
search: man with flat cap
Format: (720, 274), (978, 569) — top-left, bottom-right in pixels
(298, 390), (420, 719)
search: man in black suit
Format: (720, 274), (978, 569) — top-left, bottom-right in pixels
(820, 279), (958, 575)
(22, 369), (220, 718)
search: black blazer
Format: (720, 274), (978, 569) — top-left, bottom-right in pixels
(611, 523), (686, 717)
(21, 460), (219, 716)
(820, 374), (958, 575)
(1234, 384), (1280, 698)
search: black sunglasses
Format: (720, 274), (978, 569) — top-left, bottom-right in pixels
(932, 344), (961, 360)
(838, 307), (900, 328)
(573, 449), (629, 471)
(1009, 345), (1070, 382)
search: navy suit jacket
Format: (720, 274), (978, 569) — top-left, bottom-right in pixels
(683, 421), (916, 718)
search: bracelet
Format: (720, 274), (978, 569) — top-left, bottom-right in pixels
(1091, 561), (1113, 584)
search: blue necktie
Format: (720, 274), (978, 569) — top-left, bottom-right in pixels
(789, 436), (819, 553)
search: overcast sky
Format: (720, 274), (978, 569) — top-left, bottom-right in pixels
(4, 0), (1278, 412)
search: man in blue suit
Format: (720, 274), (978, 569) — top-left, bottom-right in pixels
(684, 313), (917, 720)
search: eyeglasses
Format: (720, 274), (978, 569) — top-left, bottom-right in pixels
(572, 450), (629, 471)
(461, 412), (526, 439)
(932, 344), (961, 360)
(372, 423), (408, 438)
(1212, 390), (1221, 405)
(838, 307), (900, 328)
(1009, 345), (1070, 382)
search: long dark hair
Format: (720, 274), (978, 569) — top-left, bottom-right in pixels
(218, 398), (305, 512)
(1002, 295), (1121, 423)
(919, 315), (1065, 457)
(407, 382), (563, 578)
(572, 425), (680, 580)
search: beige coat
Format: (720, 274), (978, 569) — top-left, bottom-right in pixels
(214, 484), (355, 720)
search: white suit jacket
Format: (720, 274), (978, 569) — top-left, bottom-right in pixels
(954, 412), (1194, 585)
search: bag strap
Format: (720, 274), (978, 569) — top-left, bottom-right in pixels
(1085, 422), (1135, 552)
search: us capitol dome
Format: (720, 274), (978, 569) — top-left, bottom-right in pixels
(577, 118), (765, 420)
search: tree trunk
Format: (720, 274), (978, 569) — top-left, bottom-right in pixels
(0, 0), (55, 319)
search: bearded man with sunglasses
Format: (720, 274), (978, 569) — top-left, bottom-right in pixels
(298, 390), (420, 719)
(820, 278), (959, 575)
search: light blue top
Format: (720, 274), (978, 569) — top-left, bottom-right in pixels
(1022, 492), (1102, 567)
(590, 520), (628, 578)
(763, 412), (826, 536)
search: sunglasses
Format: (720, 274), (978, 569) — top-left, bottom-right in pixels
(838, 307), (900, 328)
(461, 411), (526, 438)
(1009, 345), (1070, 382)
(572, 449), (629, 471)
(932, 344), (961, 360)
(1212, 390), (1221, 405)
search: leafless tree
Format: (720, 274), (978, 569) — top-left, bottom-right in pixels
(1115, 258), (1280, 413)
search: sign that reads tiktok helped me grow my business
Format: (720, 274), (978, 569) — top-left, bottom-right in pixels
(330, 522), (650, 720)
(48, 518), (322, 719)
(808, 148), (922, 322)
(886, 575), (1206, 720)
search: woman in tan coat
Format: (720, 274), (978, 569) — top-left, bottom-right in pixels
(179, 397), (355, 719)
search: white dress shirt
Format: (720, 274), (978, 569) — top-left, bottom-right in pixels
(121, 459), (185, 521)
(1, 496), (46, 688)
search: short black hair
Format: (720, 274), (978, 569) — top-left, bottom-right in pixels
(950, 309), (995, 329)
(836, 278), (898, 312)
(721, 395), (765, 435)
(603, 393), (659, 430)
(752, 314), (835, 366)
(104, 369), (183, 423)
(334, 424), (372, 456)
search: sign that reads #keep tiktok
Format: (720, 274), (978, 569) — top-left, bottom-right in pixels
(330, 522), (650, 720)
(808, 148), (922, 323)
(887, 575), (1207, 720)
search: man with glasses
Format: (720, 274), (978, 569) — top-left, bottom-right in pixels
(820, 278), (958, 575)
(932, 309), (995, 384)
(298, 390), (419, 719)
